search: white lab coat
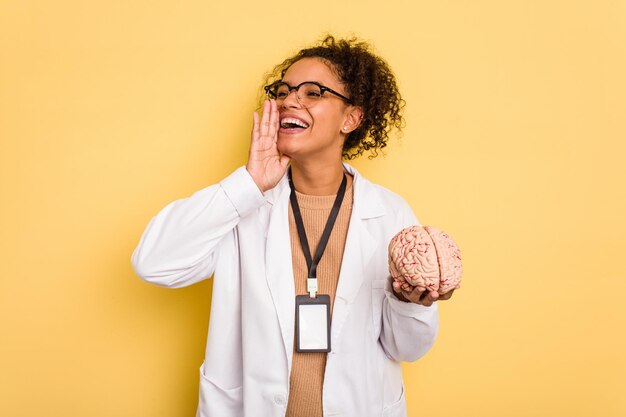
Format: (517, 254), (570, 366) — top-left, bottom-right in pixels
(131, 163), (439, 417)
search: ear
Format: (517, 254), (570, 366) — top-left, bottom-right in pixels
(341, 106), (364, 134)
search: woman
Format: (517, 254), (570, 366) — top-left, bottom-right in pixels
(131, 35), (455, 417)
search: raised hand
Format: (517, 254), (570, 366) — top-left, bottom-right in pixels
(246, 99), (291, 192)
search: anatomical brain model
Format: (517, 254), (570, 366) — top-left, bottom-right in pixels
(388, 225), (462, 295)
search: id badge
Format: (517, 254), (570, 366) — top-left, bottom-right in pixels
(295, 294), (331, 353)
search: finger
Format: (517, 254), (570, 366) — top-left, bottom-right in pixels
(418, 290), (439, 306)
(409, 287), (438, 305)
(260, 100), (270, 134)
(252, 111), (260, 140)
(401, 285), (424, 304)
(388, 277), (398, 292)
(280, 154), (291, 168)
(392, 279), (410, 293)
(409, 286), (426, 297)
(390, 281), (411, 302)
(394, 279), (411, 292)
(394, 282), (412, 301)
(268, 99), (279, 139)
(439, 289), (455, 301)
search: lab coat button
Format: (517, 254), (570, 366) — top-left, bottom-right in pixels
(274, 394), (286, 405)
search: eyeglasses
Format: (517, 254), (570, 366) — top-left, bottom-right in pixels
(264, 81), (353, 108)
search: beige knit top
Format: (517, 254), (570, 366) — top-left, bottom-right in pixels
(285, 174), (354, 417)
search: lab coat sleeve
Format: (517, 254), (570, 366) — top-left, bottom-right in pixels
(378, 199), (440, 362)
(130, 166), (266, 288)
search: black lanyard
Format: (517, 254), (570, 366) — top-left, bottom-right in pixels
(288, 167), (348, 282)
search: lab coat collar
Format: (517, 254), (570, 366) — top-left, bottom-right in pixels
(263, 162), (386, 220)
(264, 162), (386, 370)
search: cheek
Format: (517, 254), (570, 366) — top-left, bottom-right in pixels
(310, 112), (343, 136)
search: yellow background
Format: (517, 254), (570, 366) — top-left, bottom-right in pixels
(1, 1), (625, 416)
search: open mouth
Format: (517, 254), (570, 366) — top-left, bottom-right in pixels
(279, 117), (310, 131)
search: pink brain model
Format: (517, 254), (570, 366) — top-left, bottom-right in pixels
(388, 225), (462, 295)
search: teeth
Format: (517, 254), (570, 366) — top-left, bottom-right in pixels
(280, 117), (309, 128)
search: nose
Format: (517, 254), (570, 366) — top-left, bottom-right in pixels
(279, 89), (301, 109)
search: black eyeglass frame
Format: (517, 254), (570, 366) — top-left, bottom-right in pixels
(264, 81), (353, 105)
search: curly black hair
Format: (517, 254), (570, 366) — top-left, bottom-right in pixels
(263, 35), (405, 160)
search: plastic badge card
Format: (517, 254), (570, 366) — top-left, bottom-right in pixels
(295, 294), (331, 353)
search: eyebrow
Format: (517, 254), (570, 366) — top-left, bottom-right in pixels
(280, 79), (323, 86)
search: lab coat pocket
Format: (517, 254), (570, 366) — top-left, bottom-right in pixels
(382, 384), (407, 417)
(371, 279), (387, 338)
(196, 361), (243, 417)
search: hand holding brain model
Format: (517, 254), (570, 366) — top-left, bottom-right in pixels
(388, 226), (462, 300)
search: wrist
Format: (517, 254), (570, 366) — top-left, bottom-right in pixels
(245, 165), (267, 193)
